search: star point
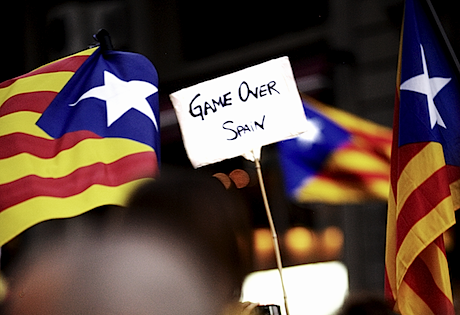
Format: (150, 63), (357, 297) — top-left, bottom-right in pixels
(70, 71), (159, 129)
(400, 44), (450, 129)
(296, 117), (322, 148)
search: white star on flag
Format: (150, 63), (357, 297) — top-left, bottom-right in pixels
(70, 71), (159, 129)
(296, 117), (322, 148)
(400, 44), (451, 129)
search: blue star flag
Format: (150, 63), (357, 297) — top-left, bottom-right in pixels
(399, 0), (460, 166)
(278, 100), (350, 195)
(37, 47), (160, 151)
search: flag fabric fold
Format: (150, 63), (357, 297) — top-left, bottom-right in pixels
(385, 0), (460, 314)
(0, 47), (160, 246)
(277, 95), (392, 204)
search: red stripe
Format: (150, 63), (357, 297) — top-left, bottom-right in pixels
(340, 140), (391, 166)
(446, 164), (460, 187)
(390, 94), (401, 199)
(351, 130), (393, 147)
(396, 166), (451, 251)
(322, 144), (390, 180)
(322, 169), (389, 183)
(395, 143), (429, 178)
(332, 143), (391, 169)
(0, 130), (102, 159)
(0, 91), (57, 117)
(341, 140), (387, 154)
(384, 268), (396, 310)
(26, 55), (90, 76)
(434, 233), (448, 258)
(390, 142), (430, 209)
(0, 151), (158, 212)
(404, 240), (454, 315)
(0, 55), (90, 89)
(315, 172), (389, 186)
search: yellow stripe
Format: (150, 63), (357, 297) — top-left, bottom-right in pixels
(449, 179), (460, 210)
(419, 242), (453, 303)
(0, 178), (152, 246)
(1, 46), (97, 103)
(397, 280), (434, 315)
(304, 95), (393, 139)
(296, 177), (366, 203)
(328, 150), (390, 173)
(0, 138), (153, 184)
(0, 72), (74, 106)
(0, 111), (53, 138)
(396, 196), (455, 286)
(0, 273), (6, 302)
(296, 174), (389, 204)
(73, 47), (98, 56)
(386, 185), (398, 299)
(368, 179), (390, 200)
(396, 142), (445, 216)
(32, 47), (97, 71)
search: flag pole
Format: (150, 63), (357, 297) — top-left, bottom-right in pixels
(425, 0), (460, 74)
(254, 154), (290, 315)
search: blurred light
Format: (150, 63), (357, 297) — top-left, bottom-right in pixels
(321, 226), (344, 258)
(212, 173), (232, 189)
(444, 229), (454, 252)
(254, 228), (274, 255)
(284, 226), (315, 257)
(241, 261), (349, 315)
(229, 169), (251, 188)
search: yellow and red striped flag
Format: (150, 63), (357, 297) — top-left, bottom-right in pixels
(0, 47), (160, 246)
(385, 0), (458, 313)
(277, 95), (392, 204)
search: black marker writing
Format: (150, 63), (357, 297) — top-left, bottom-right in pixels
(222, 115), (266, 140)
(238, 80), (280, 102)
(189, 92), (232, 120)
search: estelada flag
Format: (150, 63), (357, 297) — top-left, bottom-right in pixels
(385, 0), (460, 313)
(277, 95), (391, 204)
(0, 46), (160, 246)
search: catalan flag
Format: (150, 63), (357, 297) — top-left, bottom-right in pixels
(0, 47), (160, 246)
(384, 0), (459, 314)
(277, 95), (391, 204)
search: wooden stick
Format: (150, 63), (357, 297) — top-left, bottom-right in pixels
(254, 156), (290, 315)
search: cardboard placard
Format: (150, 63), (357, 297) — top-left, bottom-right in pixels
(170, 57), (307, 168)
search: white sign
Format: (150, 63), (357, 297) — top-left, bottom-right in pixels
(169, 57), (307, 168)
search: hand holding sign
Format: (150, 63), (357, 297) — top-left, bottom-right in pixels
(169, 57), (307, 168)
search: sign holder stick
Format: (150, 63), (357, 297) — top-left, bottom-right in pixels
(254, 154), (290, 315)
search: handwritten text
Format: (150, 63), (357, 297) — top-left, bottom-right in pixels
(222, 115), (266, 140)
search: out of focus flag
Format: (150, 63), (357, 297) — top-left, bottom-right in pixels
(0, 47), (160, 246)
(277, 95), (391, 204)
(385, 0), (459, 314)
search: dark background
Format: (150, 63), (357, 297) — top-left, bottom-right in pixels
(2, 0), (460, 298)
